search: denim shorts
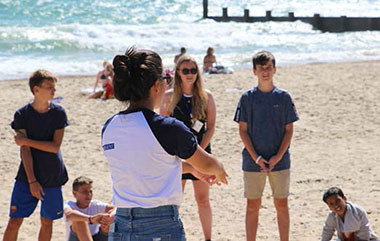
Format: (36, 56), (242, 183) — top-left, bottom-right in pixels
(108, 205), (186, 241)
(68, 230), (108, 241)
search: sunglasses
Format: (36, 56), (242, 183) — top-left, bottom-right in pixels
(181, 68), (197, 75)
(160, 74), (172, 85)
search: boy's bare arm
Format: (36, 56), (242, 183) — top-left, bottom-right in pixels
(15, 128), (65, 154)
(18, 129), (45, 200)
(267, 123), (294, 171)
(64, 206), (110, 225)
(238, 122), (269, 172)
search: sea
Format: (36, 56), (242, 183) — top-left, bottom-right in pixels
(1, 0), (380, 81)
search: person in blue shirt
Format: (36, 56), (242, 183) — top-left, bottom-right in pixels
(234, 51), (298, 241)
(3, 70), (69, 241)
(102, 47), (228, 240)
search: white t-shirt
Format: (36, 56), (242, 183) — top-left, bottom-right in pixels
(102, 111), (183, 208)
(64, 200), (107, 240)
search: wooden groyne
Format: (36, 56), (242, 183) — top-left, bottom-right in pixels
(202, 0), (380, 32)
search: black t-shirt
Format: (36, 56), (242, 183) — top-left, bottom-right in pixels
(11, 103), (69, 187)
(172, 95), (211, 153)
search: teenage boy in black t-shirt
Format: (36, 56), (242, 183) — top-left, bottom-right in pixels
(3, 70), (69, 241)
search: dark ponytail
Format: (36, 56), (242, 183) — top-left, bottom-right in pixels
(112, 47), (163, 102)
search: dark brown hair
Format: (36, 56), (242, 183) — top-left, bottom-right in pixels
(29, 70), (58, 94)
(72, 176), (93, 191)
(323, 187), (345, 203)
(252, 51), (276, 69)
(112, 47), (163, 103)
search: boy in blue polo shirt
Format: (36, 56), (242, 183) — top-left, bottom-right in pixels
(234, 51), (298, 241)
(3, 70), (69, 241)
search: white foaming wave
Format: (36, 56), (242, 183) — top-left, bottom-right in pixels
(1, 19), (380, 81)
(0, 56), (101, 81)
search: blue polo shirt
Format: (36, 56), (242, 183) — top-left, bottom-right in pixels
(234, 86), (298, 172)
(11, 103), (69, 187)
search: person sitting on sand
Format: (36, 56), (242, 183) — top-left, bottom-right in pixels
(321, 187), (379, 241)
(89, 60), (114, 99)
(64, 176), (115, 241)
(203, 47), (216, 73)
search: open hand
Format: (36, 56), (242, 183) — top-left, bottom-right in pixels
(192, 169), (218, 186)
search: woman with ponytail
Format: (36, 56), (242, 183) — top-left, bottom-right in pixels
(101, 47), (228, 240)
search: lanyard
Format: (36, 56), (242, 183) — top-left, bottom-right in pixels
(181, 95), (192, 118)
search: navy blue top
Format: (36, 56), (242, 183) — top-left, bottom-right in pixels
(102, 108), (198, 159)
(11, 103), (69, 187)
(234, 87), (299, 172)
(171, 95), (211, 153)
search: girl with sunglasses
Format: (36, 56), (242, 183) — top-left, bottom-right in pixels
(102, 47), (227, 240)
(160, 55), (217, 241)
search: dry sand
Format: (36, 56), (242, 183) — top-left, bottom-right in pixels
(0, 61), (379, 240)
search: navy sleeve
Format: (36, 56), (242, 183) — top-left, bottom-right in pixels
(144, 110), (198, 159)
(54, 105), (69, 129)
(11, 108), (24, 130)
(284, 93), (299, 124)
(234, 92), (248, 123)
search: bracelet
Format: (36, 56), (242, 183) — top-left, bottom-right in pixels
(29, 180), (37, 184)
(88, 216), (93, 224)
(255, 156), (262, 164)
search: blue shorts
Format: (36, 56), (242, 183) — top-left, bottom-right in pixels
(9, 181), (63, 220)
(108, 205), (186, 241)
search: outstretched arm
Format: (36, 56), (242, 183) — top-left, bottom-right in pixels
(182, 161), (217, 186)
(185, 145), (228, 184)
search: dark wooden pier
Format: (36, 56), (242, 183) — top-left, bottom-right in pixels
(203, 0), (380, 32)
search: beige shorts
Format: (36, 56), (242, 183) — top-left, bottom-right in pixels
(244, 169), (290, 199)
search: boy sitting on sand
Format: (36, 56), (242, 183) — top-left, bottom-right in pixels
(321, 187), (379, 241)
(3, 70), (69, 241)
(64, 176), (115, 241)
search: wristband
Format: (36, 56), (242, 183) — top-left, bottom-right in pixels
(255, 156), (262, 164)
(88, 216), (93, 224)
(29, 180), (37, 184)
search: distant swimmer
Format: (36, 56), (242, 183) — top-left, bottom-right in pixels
(174, 47), (186, 65)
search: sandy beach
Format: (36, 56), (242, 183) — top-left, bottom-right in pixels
(0, 61), (379, 241)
